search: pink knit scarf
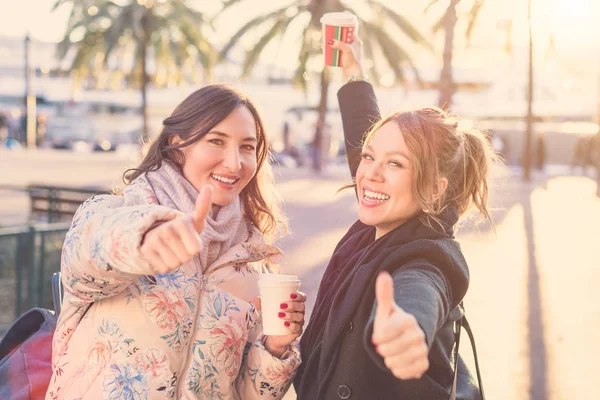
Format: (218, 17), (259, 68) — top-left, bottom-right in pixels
(144, 162), (250, 272)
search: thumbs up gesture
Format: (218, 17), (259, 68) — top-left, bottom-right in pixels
(141, 186), (213, 275)
(372, 271), (430, 380)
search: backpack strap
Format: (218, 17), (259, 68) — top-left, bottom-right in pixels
(448, 309), (485, 400)
(449, 313), (461, 400)
(51, 272), (64, 316)
(462, 315), (485, 400)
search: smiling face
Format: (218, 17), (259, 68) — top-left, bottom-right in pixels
(178, 106), (258, 206)
(356, 121), (421, 239)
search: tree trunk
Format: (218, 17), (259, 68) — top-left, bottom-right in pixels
(438, 0), (459, 111)
(312, 68), (330, 172)
(523, 0), (534, 181)
(595, 59), (600, 196)
(140, 14), (150, 143)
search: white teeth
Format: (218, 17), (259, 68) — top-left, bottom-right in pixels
(211, 174), (237, 184)
(364, 189), (390, 201)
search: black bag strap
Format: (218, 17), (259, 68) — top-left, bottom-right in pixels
(449, 312), (485, 400)
(449, 313), (461, 400)
(52, 272), (64, 316)
(462, 316), (485, 400)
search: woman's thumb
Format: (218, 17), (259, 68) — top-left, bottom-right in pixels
(375, 271), (396, 320)
(193, 185), (213, 233)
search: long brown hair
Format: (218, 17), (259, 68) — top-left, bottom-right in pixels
(124, 84), (286, 242)
(356, 107), (497, 229)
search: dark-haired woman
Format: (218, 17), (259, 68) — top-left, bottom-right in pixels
(47, 85), (305, 400)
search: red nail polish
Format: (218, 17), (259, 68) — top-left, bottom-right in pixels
(290, 293), (298, 300)
(327, 39), (334, 45)
(284, 321), (291, 327)
(280, 303), (288, 309)
(278, 312), (286, 318)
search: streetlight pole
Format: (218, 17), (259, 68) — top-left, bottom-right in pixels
(523, 0), (534, 181)
(24, 33), (37, 149)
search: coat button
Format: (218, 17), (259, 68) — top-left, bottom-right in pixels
(337, 384), (352, 399)
(345, 321), (354, 333)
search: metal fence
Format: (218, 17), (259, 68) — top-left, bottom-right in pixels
(0, 183), (106, 223)
(0, 222), (70, 333)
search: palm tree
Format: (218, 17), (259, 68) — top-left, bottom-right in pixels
(426, 0), (485, 110)
(523, 0), (534, 180)
(217, 0), (431, 172)
(52, 0), (215, 141)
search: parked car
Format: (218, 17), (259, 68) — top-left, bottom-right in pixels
(45, 117), (141, 152)
(45, 117), (95, 151)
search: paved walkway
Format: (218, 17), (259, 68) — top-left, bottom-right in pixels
(1, 149), (599, 399)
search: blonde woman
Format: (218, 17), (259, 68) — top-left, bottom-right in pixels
(295, 39), (489, 399)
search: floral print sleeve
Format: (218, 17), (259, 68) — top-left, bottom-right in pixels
(61, 194), (182, 303)
(235, 332), (301, 399)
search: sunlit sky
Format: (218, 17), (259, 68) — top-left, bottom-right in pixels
(0, 0), (599, 66)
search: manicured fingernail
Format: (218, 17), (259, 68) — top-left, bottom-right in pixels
(290, 293), (298, 299)
(278, 312), (286, 318)
(280, 303), (288, 309)
(327, 39), (334, 45)
(284, 321), (291, 327)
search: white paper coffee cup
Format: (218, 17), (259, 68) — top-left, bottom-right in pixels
(258, 274), (301, 336)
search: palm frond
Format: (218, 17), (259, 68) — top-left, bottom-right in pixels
(465, 0), (484, 43)
(219, 8), (288, 60)
(171, 1), (207, 26)
(424, 0), (442, 13)
(178, 24), (215, 70)
(241, 17), (288, 78)
(372, 2), (433, 51)
(365, 22), (413, 85)
(359, 22), (381, 86)
(292, 21), (316, 91)
(55, 36), (73, 61)
(167, 41), (187, 71)
(102, 11), (131, 64)
(69, 31), (104, 71)
(221, 0), (245, 9)
(51, 0), (71, 12)
(432, 12), (445, 34)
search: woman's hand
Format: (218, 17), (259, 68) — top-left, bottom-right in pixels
(255, 292), (307, 358)
(372, 272), (430, 380)
(329, 34), (365, 80)
(140, 186), (212, 275)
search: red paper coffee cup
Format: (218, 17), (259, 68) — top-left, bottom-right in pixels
(321, 12), (358, 67)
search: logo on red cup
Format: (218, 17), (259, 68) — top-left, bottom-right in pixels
(321, 12), (358, 67)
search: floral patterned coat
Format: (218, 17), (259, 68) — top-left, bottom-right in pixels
(46, 177), (301, 400)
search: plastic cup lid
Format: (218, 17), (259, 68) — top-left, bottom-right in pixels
(320, 12), (358, 26)
(258, 274), (299, 281)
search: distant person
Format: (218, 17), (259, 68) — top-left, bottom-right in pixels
(571, 136), (593, 174)
(0, 112), (7, 144)
(46, 85), (305, 399)
(592, 133), (600, 196)
(282, 120), (290, 152)
(6, 111), (19, 141)
(36, 113), (47, 146)
(535, 133), (547, 171)
(294, 35), (489, 399)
